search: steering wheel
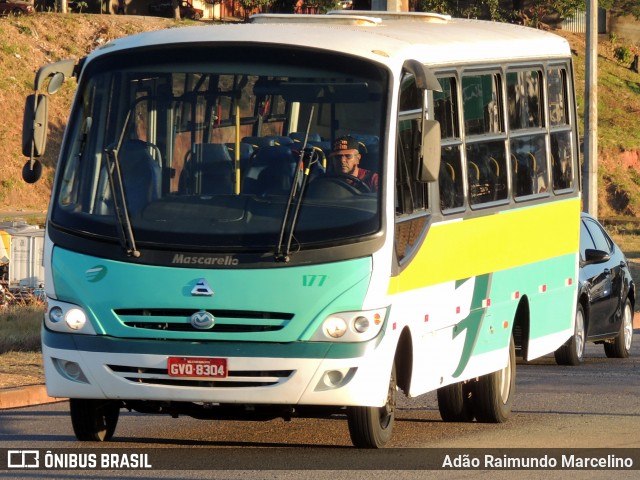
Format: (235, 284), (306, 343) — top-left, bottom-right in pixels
(324, 172), (372, 193)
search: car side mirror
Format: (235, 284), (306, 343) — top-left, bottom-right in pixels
(584, 248), (610, 265)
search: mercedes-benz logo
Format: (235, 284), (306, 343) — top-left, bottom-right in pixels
(190, 310), (215, 330)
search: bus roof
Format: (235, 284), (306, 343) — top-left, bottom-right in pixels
(89, 12), (572, 69)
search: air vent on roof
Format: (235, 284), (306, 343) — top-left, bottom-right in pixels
(328, 10), (451, 23)
(249, 13), (382, 26)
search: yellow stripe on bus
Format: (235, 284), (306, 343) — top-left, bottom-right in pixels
(389, 198), (580, 294)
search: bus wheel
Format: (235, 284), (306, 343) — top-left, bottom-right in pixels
(437, 381), (474, 422)
(554, 303), (585, 365)
(70, 398), (120, 441)
(346, 363), (396, 448)
(604, 298), (633, 359)
(471, 336), (515, 423)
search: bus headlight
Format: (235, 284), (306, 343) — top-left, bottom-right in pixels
(324, 316), (347, 338)
(353, 316), (370, 333)
(49, 306), (64, 324)
(311, 307), (388, 342)
(45, 299), (96, 335)
(65, 308), (87, 330)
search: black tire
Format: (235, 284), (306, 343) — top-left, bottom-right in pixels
(437, 381), (474, 422)
(347, 363), (396, 448)
(70, 398), (120, 442)
(604, 298), (633, 359)
(554, 303), (586, 366)
(471, 336), (515, 423)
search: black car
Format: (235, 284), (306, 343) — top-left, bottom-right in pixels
(555, 212), (635, 365)
(148, 0), (203, 20)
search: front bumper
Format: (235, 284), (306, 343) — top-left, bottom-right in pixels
(42, 328), (392, 407)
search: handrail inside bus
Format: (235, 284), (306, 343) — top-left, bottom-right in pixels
(328, 10), (452, 23)
(249, 13), (382, 26)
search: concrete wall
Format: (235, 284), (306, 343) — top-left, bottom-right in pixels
(610, 14), (640, 44)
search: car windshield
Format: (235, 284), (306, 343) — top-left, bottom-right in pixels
(51, 45), (386, 254)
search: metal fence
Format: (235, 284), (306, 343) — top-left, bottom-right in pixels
(561, 9), (587, 33)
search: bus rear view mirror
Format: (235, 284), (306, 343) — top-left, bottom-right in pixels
(22, 94), (49, 159)
(417, 119), (441, 182)
(47, 71), (66, 95)
(22, 159), (43, 184)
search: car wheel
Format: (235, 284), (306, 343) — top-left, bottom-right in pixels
(471, 336), (515, 423)
(70, 398), (120, 441)
(12, 8), (24, 16)
(604, 298), (633, 358)
(554, 303), (585, 366)
(346, 362), (396, 448)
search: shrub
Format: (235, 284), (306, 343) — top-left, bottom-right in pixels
(614, 46), (633, 65)
(0, 305), (43, 353)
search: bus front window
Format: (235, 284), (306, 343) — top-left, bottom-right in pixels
(52, 46), (387, 256)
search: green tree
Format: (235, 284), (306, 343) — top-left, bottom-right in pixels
(601, 0), (640, 20)
(417, 1), (587, 26)
(416, 0), (509, 20)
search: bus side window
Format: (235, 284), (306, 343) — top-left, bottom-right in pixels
(551, 131), (573, 191)
(462, 72), (508, 206)
(548, 67), (574, 192)
(507, 69), (549, 199)
(395, 72), (429, 263)
(434, 76), (464, 211)
(466, 141), (507, 204)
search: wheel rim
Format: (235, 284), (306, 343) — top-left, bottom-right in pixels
(575, 308), (585, 359)
(623, 303), (633, 351)
(498, 352), (512, 403)
(378, 371), (397, 429)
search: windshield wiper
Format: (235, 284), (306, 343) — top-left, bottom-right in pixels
(274, 109), (320, 262)
(274, 147), (322, 262)
(104, 144), (140, 258)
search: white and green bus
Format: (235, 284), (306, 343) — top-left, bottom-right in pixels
(23, 11), (580, 448)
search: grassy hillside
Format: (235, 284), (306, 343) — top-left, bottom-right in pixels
(0, 13), (186, 213)
(1, 14), (640, 217)
(568, 32), (640, 218)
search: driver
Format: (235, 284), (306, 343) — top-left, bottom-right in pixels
(329, 136), (379, 192)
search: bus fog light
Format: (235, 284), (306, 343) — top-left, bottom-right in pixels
(63, 360), (82, 380)
(53, 358), (89, 383)
(49, 306), (64, 323)
(353, 316), (370, 333)
(324, 317), (347, 338)
(326, 370), (344, 386)
(315, 368), (356, 391)
(65, 308), (87, 330)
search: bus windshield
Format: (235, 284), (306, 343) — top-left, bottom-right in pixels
(52, 45), (386, 253)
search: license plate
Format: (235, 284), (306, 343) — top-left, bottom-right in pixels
(167, 357), (227, 378)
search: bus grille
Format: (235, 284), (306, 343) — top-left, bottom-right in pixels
(107, 364), (294, 388)
(114, 308), (293, 333)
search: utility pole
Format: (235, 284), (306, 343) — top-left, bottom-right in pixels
(583, 0), (598, 217)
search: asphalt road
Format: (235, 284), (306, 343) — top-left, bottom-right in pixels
(0, 336), (638, 479)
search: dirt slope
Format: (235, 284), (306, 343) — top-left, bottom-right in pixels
(0, 13), (183, 212)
